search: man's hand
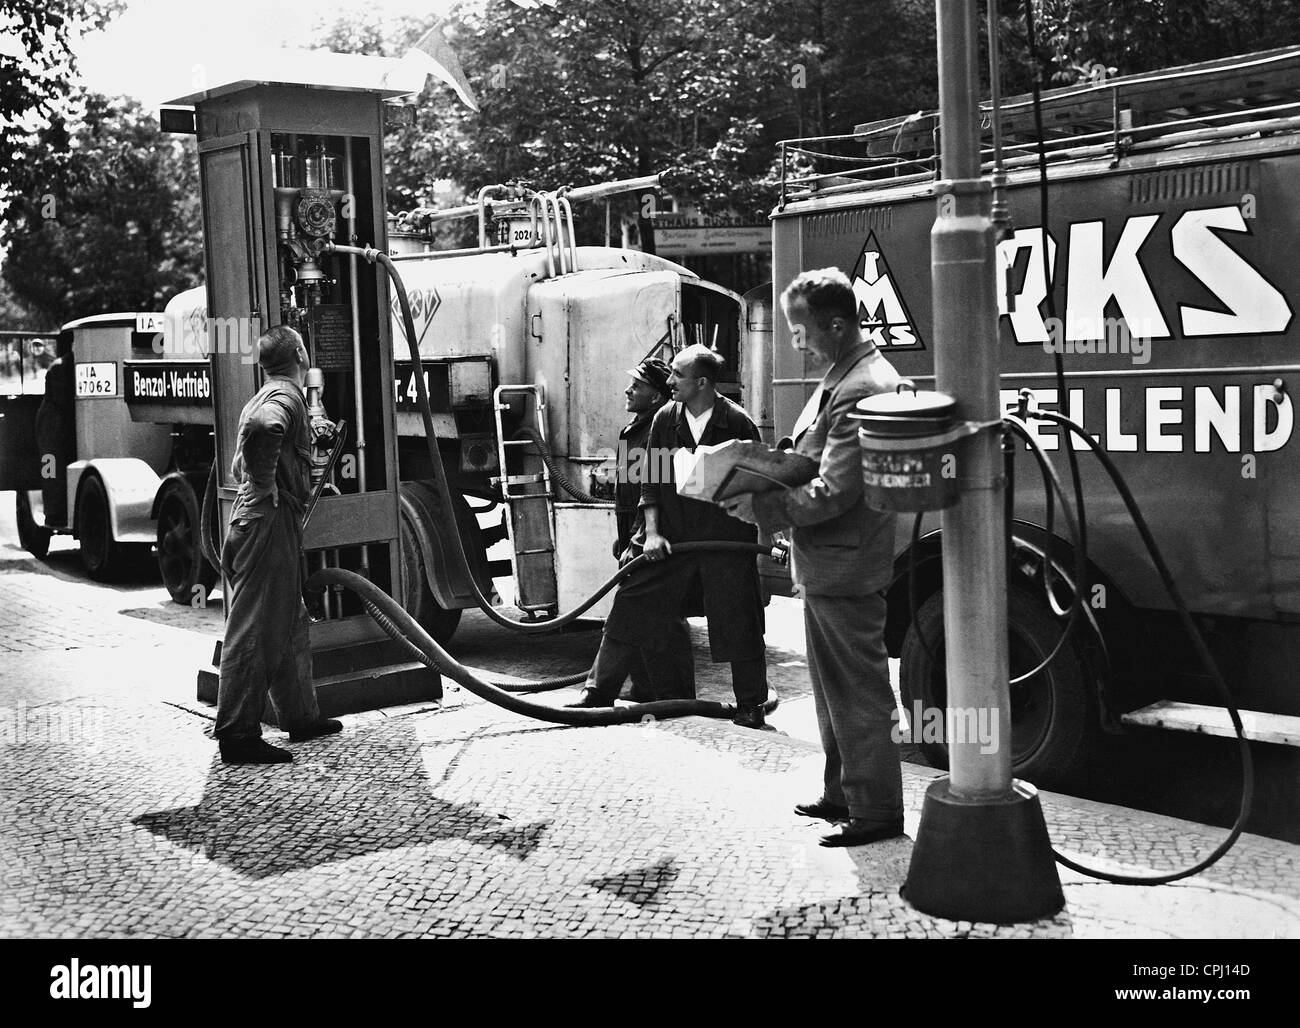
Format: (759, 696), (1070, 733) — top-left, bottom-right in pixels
(721, 493), (759, 525)
(642, 530), (672, 562)
(240, 480), (279, 509)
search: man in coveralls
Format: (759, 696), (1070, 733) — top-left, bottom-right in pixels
(571, 344), (769, 728)
(215, 326), (341, 765)
(724, 268), (905, 846)
(613, 357), (694, 702)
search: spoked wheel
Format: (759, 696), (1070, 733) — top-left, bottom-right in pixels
(156, 481), (217, 604)
(16, 490), (51, 559)
(899, 587), (1095, 788)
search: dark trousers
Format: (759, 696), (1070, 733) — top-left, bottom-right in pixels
(626, 618), (696, 700)
(215, 502), (319, 742)
(804, 592), (902, 822)
(587, 634), (766, 708)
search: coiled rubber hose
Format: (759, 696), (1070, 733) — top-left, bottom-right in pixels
(512, 427), (603, 504)
(306, 564), (779, 726)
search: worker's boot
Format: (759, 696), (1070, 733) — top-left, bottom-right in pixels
(220, 738), (292, 765)
(566, 635), (635, 707)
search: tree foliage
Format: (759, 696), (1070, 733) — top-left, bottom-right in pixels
(1, 0), (123, 194)
(0, 93), (203, 326)
(9, 0), (1300, 325)
(1007, 1), (1300, 89)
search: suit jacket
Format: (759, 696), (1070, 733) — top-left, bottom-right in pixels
(752, 339), (902, 596)
(640, 393), (761, 547)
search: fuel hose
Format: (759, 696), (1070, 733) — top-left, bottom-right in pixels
(307, 563), (779, 727)
(1027, 408), (1255, 885)
(204, 243), (783, 718)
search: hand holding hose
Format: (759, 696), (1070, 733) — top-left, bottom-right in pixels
(642, 530), (672, 562)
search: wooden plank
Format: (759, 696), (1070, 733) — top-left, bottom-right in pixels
(1121, 701), (1300, 747)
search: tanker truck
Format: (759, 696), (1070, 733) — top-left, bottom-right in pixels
(382, 181), (775, 641)
(3, 176), (776, 645)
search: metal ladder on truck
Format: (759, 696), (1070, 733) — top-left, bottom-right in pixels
(491, 384), (559, 614)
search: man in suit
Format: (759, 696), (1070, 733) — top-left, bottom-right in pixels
(613, 357), (694, 701)
(724, 268), (905, 845)
(570, 344), (769, 727)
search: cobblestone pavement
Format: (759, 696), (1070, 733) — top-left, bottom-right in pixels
(1, 518), (1298, 939)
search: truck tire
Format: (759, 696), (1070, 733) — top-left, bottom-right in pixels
(398, 497), (462, 646)
(77, 473), (129, 581)
(156, 479), (217, 605)
(899, 587), (1094, 788)
(16, 490), (51, 559)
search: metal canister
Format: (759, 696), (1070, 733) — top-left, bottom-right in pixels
(851, 383), (967, 512)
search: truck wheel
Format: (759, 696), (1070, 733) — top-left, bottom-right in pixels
(899, 587), (1094, 788)
(77, 474), (128, 581)
(156, 481), (217, 605)
(399, 498), (462, 646)
(16, 491), (51, 559)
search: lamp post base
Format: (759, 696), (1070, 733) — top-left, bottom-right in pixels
(902, 776), (1065, 924)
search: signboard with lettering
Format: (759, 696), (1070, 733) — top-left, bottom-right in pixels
(308, 305), (354, 371)
(123, 362), (212, 405)
(652, 207), (771, 256)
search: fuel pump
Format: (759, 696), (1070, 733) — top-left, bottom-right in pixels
(165, 55), (441, 717)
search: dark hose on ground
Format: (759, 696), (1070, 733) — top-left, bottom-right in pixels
(306, 564), (779, 726)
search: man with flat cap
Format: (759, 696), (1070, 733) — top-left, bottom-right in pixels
(612, 357), (695, 702)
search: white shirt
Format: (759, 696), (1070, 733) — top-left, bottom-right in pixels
(685, 403), (714, 445)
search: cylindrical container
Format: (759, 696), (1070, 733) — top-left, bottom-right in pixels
(271, 149), (301, 189)
(851, 384), (971, 512)
(302, 142), (341, 191)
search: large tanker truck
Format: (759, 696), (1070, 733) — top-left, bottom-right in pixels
(2, 178), (772, 643)
(770, 45), (1300, 786)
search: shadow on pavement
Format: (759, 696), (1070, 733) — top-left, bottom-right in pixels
(132, 721), (553, 879)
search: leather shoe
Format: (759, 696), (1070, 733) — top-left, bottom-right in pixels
(565, 687), (614, 709)
(819, 817), (905, 848)
(287, 718), (343, 742)
(731, 705), (765, 729)
(220, 738), (293, 765)
(794, 798), (850, 822)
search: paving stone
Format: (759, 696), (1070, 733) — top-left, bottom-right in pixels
(1, 542), (1298, 939)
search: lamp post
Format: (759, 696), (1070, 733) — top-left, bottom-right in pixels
(900, 0), (1064, 923)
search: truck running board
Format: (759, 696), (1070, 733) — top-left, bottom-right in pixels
(1120, 701), (1300, 747)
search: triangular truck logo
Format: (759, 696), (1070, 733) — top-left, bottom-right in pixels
(851, 231), (924, 350)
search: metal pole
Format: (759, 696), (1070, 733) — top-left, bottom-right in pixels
(904, 0), (1063, 923)
(344, 137), (370, 581)
(932, 0), (1010, 799)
